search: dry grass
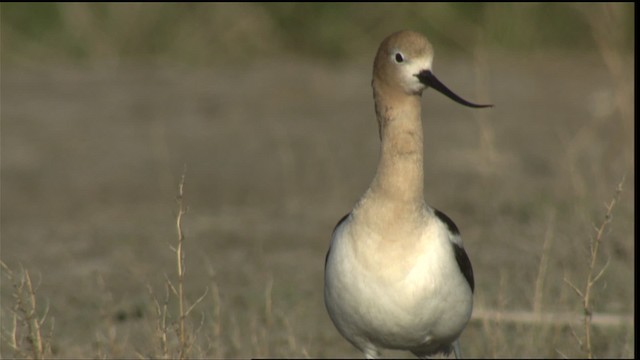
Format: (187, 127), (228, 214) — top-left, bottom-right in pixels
(0, 263), (53, 359)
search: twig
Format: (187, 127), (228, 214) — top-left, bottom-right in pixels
(185, 288), (209, 318)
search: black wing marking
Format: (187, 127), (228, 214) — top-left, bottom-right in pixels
(452, 242), (474, 293)
(434, 208), (474, 292)
(325, 212), (351, 268)
(433, 208), (460, 236)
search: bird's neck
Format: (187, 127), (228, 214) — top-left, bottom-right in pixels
(358, 86), (425, 221)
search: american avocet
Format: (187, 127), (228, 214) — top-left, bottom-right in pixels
(324, 30), (492, 359)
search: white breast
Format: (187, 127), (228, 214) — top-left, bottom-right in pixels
(324, 213), (473, 353)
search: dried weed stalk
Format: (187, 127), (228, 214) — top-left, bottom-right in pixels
(147, 167), (208, 359)
(174, 169), (189, 359)
(564, 176), (624, 358)
(1, 261), (53, 359)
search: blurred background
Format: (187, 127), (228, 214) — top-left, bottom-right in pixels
(1, 3), (635, 64)
(1, 3), (634, 358)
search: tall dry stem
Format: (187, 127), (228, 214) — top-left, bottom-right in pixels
(564, 176), (624, 358)
(164, 166), (209, 358)
(175, 167), (189, 359)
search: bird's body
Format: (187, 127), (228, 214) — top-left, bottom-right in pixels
(324, 30), (490, 359)
(326, 209), (473, 358)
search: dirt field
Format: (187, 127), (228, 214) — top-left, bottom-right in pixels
(1, 50), (634, 358)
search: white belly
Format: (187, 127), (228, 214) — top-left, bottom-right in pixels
(324, 218), (473, 353)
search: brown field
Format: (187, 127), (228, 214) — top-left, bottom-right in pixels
(0, 5), (635, 358)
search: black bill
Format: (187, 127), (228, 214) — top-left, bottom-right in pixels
(416, 70), (493, 109)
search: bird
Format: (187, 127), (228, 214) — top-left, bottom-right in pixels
(323, 30), (492, 359)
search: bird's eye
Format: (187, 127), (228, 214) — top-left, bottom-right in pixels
(394, 52), (404, 63)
